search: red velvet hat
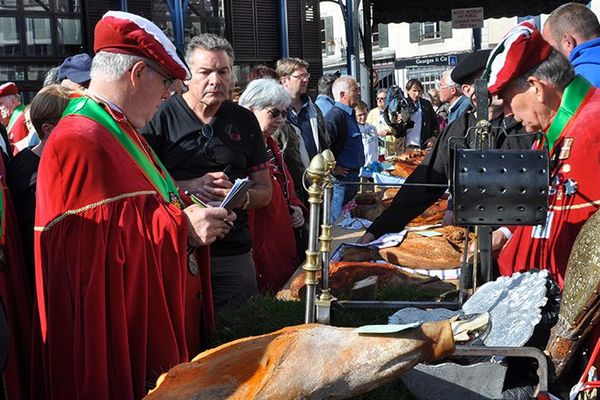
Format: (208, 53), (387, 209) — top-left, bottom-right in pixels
(94, 11), (190, 80)
(485, 20), (553, 95)
(0, 82), (19, 97)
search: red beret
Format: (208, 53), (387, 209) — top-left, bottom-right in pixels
(94, 11), (190, 81)
(485, 20), (553, 95)
(0, 82), (19, 97)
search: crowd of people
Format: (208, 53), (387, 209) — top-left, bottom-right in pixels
(0, 2), (597, 398)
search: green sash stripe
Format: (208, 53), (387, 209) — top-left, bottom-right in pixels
(546, 76), (593, 153)
(6, 104), (25, 132)
(62, 96), (180, 204)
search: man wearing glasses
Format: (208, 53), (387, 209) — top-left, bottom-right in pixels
(34, 12), (235, 398)
(437, 69), (470, 124)
(275, 58), (330, 205)
(143, 34), (272, 310)
(366, 88), (395, 157)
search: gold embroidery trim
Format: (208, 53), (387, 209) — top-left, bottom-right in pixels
(34, 190), (157, 232)
(550, 199), (600, 211)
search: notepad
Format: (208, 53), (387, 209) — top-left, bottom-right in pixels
(220, 177), (254, 212)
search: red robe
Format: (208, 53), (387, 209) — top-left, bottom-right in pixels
(498, 85), (600, 289)
(248, 136), (305, 293)
(34, 103), (211, 399)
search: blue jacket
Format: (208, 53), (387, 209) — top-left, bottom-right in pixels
(570, 37), (600, 87)
(325, 102), (365, 169)
(315, 94), (335, 116)
(447, 95), (470, 124)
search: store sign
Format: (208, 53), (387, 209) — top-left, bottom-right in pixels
(415, 55), (449, 66)
(452, 7), (484, 29)
(395, 53), (468, 69)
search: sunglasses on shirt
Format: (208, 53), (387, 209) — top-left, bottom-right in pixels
(197, 124), (216, 161)
(268, 108), (288, 119)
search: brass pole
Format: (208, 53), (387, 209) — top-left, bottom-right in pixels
(319, 149), (336, 293)
(303, 154), (326, 323)
(316, 150), (336, 324)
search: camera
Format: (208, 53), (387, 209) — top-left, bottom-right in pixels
(382, 85), (418, 138)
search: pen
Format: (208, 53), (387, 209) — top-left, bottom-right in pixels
(184, 190), (234, 229)
(223, 165), (232, 176)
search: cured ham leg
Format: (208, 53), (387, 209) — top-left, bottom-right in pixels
(145, 321), (454, 399)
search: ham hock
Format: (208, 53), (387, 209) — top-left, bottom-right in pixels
(145, 321), (455, 399)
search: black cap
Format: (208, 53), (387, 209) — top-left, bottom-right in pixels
(451, 49), (492, 85)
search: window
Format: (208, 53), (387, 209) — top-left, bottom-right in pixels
(320, 16), (334, 56)
(26, 17), (52, 56)
(57, 17), (82, 55)
(28, 64), (55, 80)
(406, 66), (444, 91)
(372, 23), (388, 48)
(0, 0), (17, 10)
(152, 0), (226, 43)
(0, 16), (20, 56)
(421, 22), (440, 40)
(0, 65), (25, 81)
(410, 21), (452, 43)
(0, 0), (83, 86)
(54, 0), (80, 13)
(23, 0), (49, 11)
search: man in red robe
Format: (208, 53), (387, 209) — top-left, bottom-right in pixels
(485, 21), (600, 289)
(0, 82), (28, 152)
(34, 11), (235, 399)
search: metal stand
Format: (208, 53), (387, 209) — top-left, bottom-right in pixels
(316, 150), (336, 324)
(303, 154), (326, 323)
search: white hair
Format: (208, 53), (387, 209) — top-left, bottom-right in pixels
(238, 78), (291, 110)
(441, 69), (459, 88)
(332, 76), (355, 101)
(90, 51), (146, 82)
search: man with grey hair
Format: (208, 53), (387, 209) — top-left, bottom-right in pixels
(34, 11), (235, 398)
(485, 21), (600, 289)
(542, 2), (600, 86)
(143, 33), (272, 309)
(438, 68), (469, 124)
(326, 76), (364, 212)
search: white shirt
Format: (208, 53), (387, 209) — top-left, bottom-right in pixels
(359, 123), (379, 165)
(405, 101), (423, 147)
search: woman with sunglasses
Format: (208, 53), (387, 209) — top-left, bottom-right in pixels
(239, 79), (307, 293)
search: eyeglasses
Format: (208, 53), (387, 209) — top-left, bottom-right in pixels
(376, 97), (386, 101)
(146, 63), (177, 90)
(267, 108), (288, 119)
(290, 73), (310, 80)
(197, 124), (216, 161)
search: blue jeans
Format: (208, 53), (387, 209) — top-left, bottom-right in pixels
(331, 169), (359, 222)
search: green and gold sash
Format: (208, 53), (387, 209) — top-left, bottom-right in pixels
(545, 75), (594, 155)
(62, 96), (181, 206)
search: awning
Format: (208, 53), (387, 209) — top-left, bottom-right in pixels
(371, 0), (588, 24)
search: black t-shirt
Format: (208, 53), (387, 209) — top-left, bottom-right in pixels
(6, 148), (40, 285)
(142, 95), (268, 256)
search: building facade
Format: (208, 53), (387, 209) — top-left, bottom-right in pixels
(320, 1), (600, 104)
(0, 0), (322, 100)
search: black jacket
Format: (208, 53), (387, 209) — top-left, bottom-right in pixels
(367, 106), (534, 238)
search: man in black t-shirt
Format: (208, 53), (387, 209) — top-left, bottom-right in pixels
(142, 34), (272, 309)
